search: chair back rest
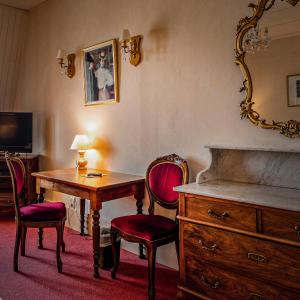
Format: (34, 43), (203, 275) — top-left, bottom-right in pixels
(146, 154), (189, 213)
(5, 152), (26, 219)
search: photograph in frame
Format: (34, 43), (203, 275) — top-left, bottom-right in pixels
(287, 74), (300, 107)
(83, 39), (118, 105)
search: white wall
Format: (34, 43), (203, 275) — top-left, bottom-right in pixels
(14, 0), (300, 269)
(0, 4), (28, 111)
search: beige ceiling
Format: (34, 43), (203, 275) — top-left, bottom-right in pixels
(0, 0), (46, 10)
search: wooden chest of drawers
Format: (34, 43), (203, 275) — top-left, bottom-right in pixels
(177, 193), (300, 300)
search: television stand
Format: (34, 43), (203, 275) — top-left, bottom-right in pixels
(0, 154), (39, 218)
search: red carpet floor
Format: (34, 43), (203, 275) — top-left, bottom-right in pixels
(0, 220), (178, 300)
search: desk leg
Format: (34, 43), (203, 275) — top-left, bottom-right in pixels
(80, 198), (85, 236)
(92, 209), (100, 278)
(135, 191), (145, 259)
(37, 192), (44, 249)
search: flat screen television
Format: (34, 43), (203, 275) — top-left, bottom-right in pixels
(0, 112), (32, 153)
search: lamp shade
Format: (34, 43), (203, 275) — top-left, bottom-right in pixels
(122, 29), (130, 40)
(70, 134), (91, 151)
(57, 49), (66, 59)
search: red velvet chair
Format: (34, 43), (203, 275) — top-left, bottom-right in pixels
(111, 154), (189, 300)
(5, 152), (66, 273)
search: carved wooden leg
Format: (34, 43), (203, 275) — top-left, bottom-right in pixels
(92, 209), (100, 278)
(37, 192), (44, 249)
(138, 244), (145, 259)
(38, 228), (44, 249)
(146, 243), (157, 300)
(14, 224), (22, 272)
(135, 196), (143, 214)
(37, 192), (44, 203)
(21, 227), (27, 256)
(135, 192), (145, 259)
(56, 223), (63, 273)
(111, 227), (121, 279)
(62, 221), (66, 253)
(80, 198), (86, 236)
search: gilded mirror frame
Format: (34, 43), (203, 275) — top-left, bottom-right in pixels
(235, 0), (300, 138)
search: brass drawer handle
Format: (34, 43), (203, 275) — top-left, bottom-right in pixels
(250, 293), (266, 300)
(294, 226), (300, 235)
(201, 274), (222, 289)
(207, 209), (228, 220)
(247, 252), (268, 263)
(198, 239), (217, 252)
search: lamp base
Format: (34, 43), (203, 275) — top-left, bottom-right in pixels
(77, 163), (87, 170)
(77, 150), (88, 170)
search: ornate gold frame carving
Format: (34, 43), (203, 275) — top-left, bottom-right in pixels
(235, 0), (300, 138)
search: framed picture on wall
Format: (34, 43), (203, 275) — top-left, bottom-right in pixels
(287, 74), (300, 107)
(82, 39), (118, 105)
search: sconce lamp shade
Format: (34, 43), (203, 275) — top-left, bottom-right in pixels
(122, 29), (131, 40)
(70, 134), (91, 151)
(57, 49), (66, 59)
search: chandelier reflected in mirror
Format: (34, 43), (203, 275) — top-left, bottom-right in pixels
(242, 25), (271, 53)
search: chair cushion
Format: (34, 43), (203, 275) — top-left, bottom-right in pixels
(111, 214), (177, 241)
(149, 162), (183, 204)
(20, 202), (66, 222)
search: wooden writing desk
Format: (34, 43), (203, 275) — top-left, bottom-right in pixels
(31, 168), (145, 278)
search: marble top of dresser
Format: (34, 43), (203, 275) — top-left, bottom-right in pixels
(174, 180), (300, 212)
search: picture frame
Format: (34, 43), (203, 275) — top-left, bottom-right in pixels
(287, 74), (300, 107)
(82, 39), (118, 105)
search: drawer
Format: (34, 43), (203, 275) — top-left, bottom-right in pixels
(185, 196), (256, 232)
(183, 222), (300, 290)
(262, 209), (300, 243)
(184, 257), (298, 300)
(0, 191), (13, 203)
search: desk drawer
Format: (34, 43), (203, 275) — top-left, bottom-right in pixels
(183, 222), (300, 290)
(262, 209), (300, 243)
(185, 257), (297, 300)
(185, 196), (256, 232)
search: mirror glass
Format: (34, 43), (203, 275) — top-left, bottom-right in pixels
(244, 1), (300, 122)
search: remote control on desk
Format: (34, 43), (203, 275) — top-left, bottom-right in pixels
(87, 173), (102, 177)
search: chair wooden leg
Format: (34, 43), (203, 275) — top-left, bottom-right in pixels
(56, 224), (63, 273)
(38, 227), (44, 249)
(14, 224), (22, 272)
(146, 243), (157, 300)
(21, 226), (27, 256)
(111, 227), (121, 279)
(61, 221), (66, 253)
(37, 192), (44, 249)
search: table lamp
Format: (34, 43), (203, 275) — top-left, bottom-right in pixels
(70, 134), (91, 170)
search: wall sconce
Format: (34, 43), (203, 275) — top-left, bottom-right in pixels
(120, 29), (142, 66)
(56, 49), (76, 78)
